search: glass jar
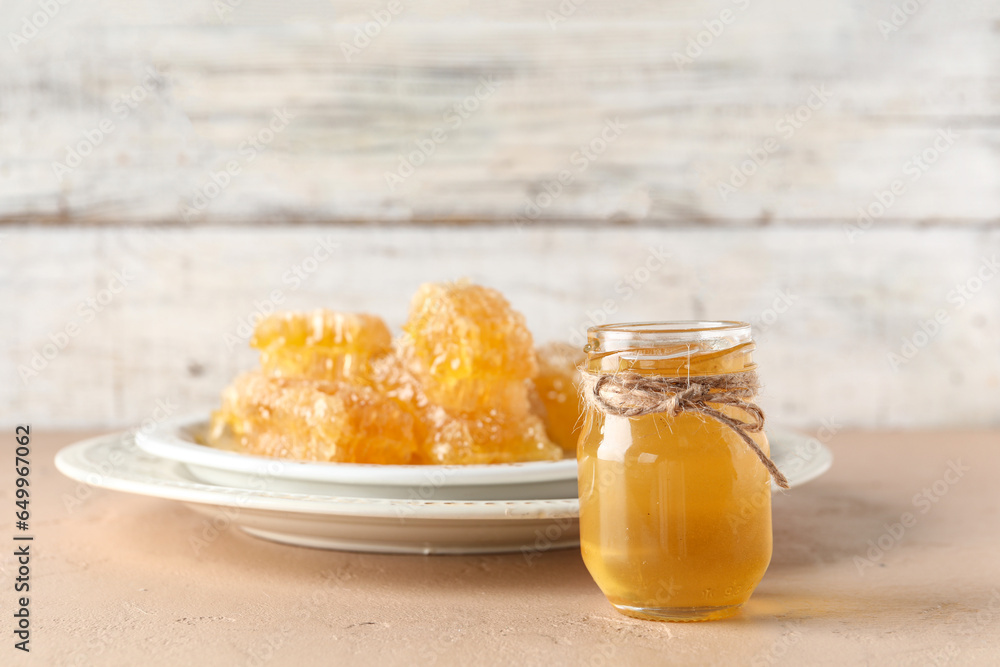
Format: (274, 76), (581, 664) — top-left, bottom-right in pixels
(577, 321), (774, 622)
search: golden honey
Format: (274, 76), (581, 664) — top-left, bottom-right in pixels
(578, 322), (772, 621)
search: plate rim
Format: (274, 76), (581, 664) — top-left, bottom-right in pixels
(57, 426), (833, 520)
(135, 412), (579, 487)
(137, 413), (832, 493)
(56, 433), (581, 521)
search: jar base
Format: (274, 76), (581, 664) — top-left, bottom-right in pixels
(612, 603), (743, 623)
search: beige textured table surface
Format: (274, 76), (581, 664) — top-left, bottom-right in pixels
(5, 430), (999, 667)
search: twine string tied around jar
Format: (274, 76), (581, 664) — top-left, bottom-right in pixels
(579, 370), (790, 490)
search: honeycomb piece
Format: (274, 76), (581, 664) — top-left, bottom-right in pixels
(208, 371), (418, 464)
(401, 280), (537, 413)
(208, 281), (569, 466)
(532, 342), (586, 453)
(369, 346), (429, 409)
(251, 310), (392, 382)
(367, 349), (436, 460)
(371, 346), (562, 464)
(423, 405), (563, 465)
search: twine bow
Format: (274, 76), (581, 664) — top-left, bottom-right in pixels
(580, 370), (789, 489)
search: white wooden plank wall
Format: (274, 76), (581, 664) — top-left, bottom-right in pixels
(0, 1), (998, 428)
(1, 0), (997, 224)
(2, 226), (998, 429)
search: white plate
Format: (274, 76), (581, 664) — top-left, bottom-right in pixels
(136, 413), (578, 501)
(56, 433), (580, 555)
(56, 428), (831, 555)
(135, 414), (831, 500)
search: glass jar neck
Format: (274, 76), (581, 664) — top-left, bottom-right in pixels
(584, 321), (756, 376)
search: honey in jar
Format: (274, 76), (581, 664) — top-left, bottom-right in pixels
(577, 321), (780, 622)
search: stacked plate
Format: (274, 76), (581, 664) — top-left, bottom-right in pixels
(55, 415), (831, 555)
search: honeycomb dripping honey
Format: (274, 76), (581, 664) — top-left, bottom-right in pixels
(212, 371), (419, 463)
(532, 342), (585, 453)
(251, 310), (392, 381)
(209, 281), (582, 464)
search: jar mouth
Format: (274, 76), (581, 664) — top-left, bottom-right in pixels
(587, 321), (752, 355)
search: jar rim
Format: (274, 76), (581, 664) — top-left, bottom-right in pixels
(589, 320), (751, 339)
(587, 321), (752, 355)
